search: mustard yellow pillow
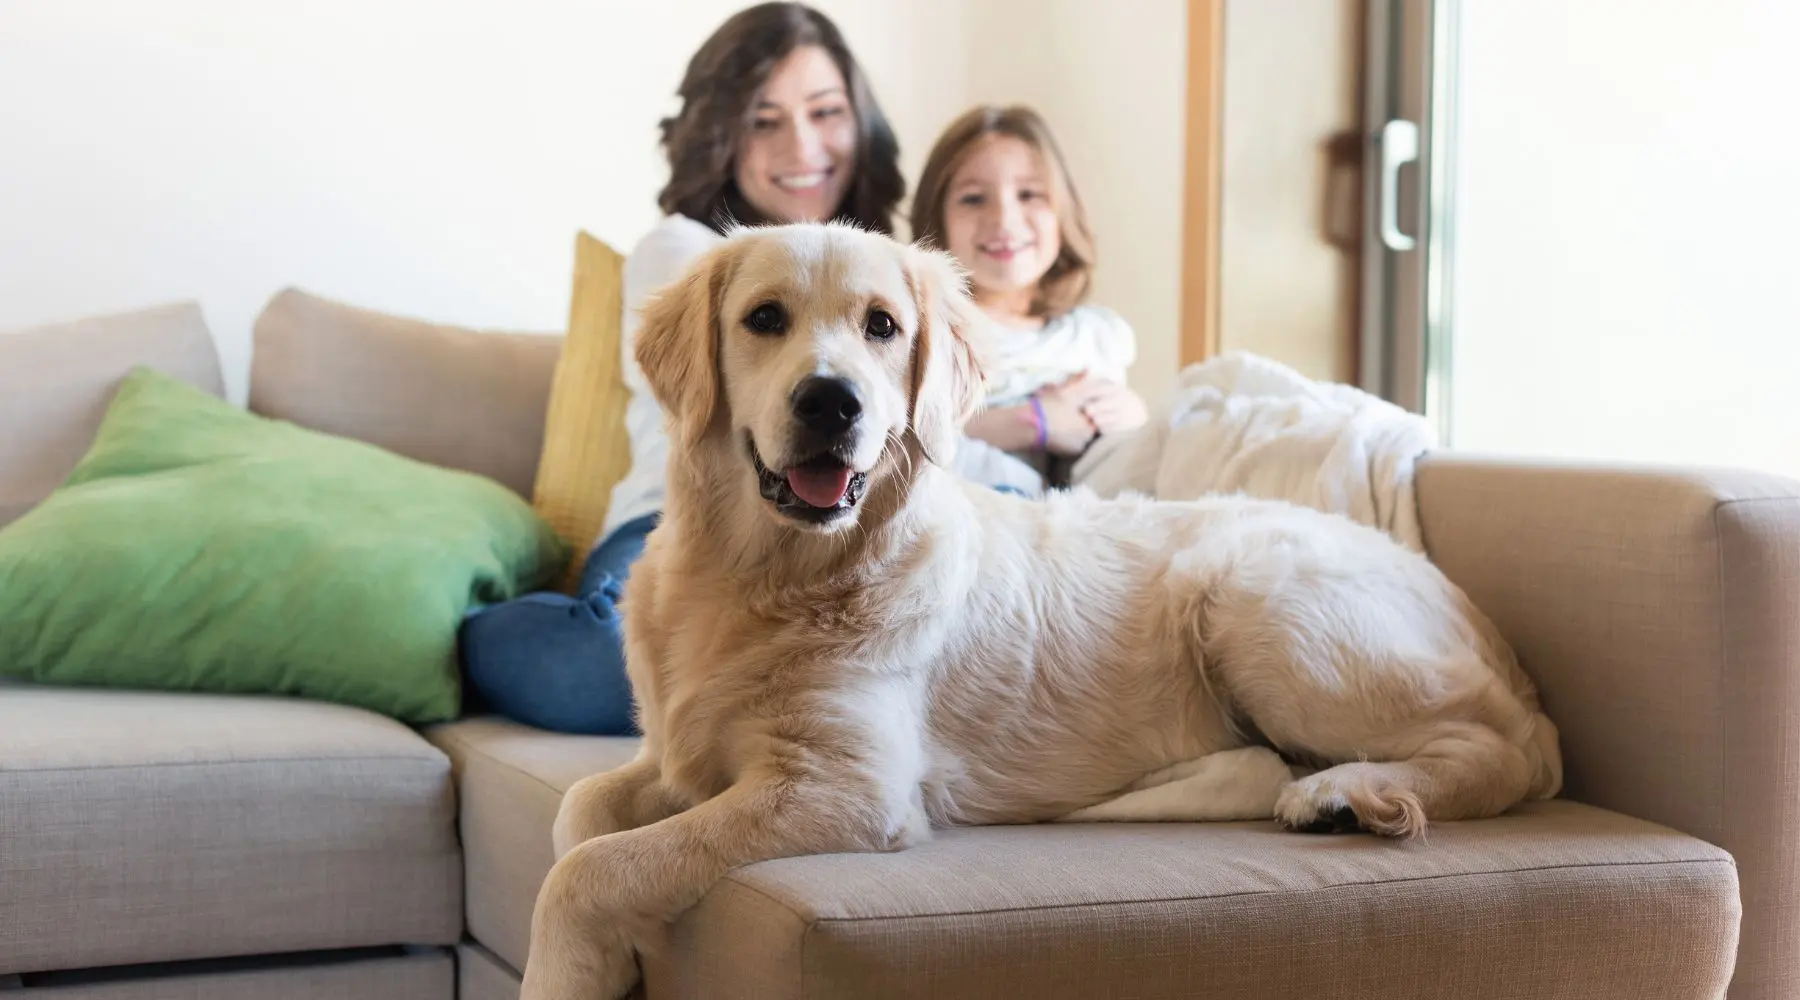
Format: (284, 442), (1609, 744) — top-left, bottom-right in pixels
(531, 231), (632, 592)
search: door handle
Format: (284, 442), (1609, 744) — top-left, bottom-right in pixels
(1378, 118), (1419, 252)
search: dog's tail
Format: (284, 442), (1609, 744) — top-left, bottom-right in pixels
(1521, 710), (1565, 801)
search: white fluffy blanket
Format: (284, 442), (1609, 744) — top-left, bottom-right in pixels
(1069, 351), (1437, 551)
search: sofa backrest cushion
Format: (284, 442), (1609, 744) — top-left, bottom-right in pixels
(248, 288), (562, 500)
(0, 301), (224, 528)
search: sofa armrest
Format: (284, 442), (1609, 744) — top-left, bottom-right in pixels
(1416, 452), (1800, 1000)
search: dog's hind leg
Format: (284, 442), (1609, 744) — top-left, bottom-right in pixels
(1217, 648), (1545, 840)
(1182, 520), (1565, 841)
(1054, 746), (1298, 823)
(1268, 719), (1537, 838)
(1202, 592), (1550, 839)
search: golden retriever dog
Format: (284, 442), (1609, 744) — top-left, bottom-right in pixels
(519, 222), (1563, 1000)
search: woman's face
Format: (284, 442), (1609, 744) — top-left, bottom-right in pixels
(735, 45), (857, 225)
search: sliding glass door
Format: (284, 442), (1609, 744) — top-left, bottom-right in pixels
(1362, 0), (1800, 475)
(1357, 0), (1455, 442)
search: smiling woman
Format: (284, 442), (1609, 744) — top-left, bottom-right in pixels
(456, 2), (907, 736)
(733, 47), (859, 225)
(655, 3), (902, 233)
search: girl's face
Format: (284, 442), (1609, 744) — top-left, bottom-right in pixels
(941, 134), (1062, 309)
(735, 45), (858, 225)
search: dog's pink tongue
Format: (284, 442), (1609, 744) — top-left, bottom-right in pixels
(787, 465), (852, 508)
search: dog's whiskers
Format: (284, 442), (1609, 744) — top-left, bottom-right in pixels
(886, 428), (917, 482)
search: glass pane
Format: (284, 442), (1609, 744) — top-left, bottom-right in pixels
(1445, 0), (1800, 475)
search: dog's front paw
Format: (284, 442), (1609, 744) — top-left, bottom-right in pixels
(520, 926), (638, 1000)
(588, 932), (643, 1000)
(526, 843), (643, 1000)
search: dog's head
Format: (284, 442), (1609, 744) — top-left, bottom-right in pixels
(634, 222), (988, 533)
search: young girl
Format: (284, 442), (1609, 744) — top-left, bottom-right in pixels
(911, 105), (1149, 476)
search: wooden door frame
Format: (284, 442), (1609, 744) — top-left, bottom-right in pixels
(1181, 0), (1227, 366)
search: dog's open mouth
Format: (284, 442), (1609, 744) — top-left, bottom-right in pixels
(751, 444), (868, 523)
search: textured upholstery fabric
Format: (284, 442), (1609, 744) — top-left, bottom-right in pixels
(428, 719), (1737, 1000)
(424, 717), (641, 972)
(638, 802), (1737, 1000)
(0, 301), (223, 527)
(247, 287), (561, 500)
(0, 686), (463, 975)
(1416, 454), (1800, 1000)
(456, 942), (521, 1000)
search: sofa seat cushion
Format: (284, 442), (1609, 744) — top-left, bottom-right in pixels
(423, 717), (640, 974)
(0, 685), (463, 976)
(650, 801), (1740, 1000)
(427, 718), (1740, 1000)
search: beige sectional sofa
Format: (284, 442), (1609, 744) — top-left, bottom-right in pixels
(2, 291), (1795, 999)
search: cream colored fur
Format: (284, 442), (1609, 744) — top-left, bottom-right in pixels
(519, 222), (1564, 1000)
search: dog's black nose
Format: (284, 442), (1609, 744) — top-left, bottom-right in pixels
(791, 376), (863, 436)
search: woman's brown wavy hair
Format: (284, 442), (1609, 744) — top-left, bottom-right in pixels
(909, 104), (1096, 318)
(657, 3), (904, 235)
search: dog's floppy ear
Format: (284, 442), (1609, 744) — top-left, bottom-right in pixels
(905, 245), (991, 468)
(633, 244), (730, 447)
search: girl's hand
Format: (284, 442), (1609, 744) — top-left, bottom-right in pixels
(1033, 378), (1104, 455)
(963, 374), (1148, 455)
(1074, 379), (1149, 436)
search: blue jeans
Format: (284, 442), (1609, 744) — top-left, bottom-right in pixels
(458, 513), (660, 735)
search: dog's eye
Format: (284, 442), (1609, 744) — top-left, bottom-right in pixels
(744, 302), (787, 335)
(865, 309), (898, 342)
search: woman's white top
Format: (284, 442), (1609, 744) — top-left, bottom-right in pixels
(599, 214), (722, 542)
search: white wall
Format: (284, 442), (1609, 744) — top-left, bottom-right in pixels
(0, 0), (971, 403)
(1449, 0), (1800, 476)
(0, 0), (1187, 407)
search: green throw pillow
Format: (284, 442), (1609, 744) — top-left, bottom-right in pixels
(0, 366), (570, 723)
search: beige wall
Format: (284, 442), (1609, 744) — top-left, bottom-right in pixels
(1216, 0), (1363, 384)
(964, 0), (1190, 406)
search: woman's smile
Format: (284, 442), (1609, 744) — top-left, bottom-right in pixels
(773, 167), (834, 192)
